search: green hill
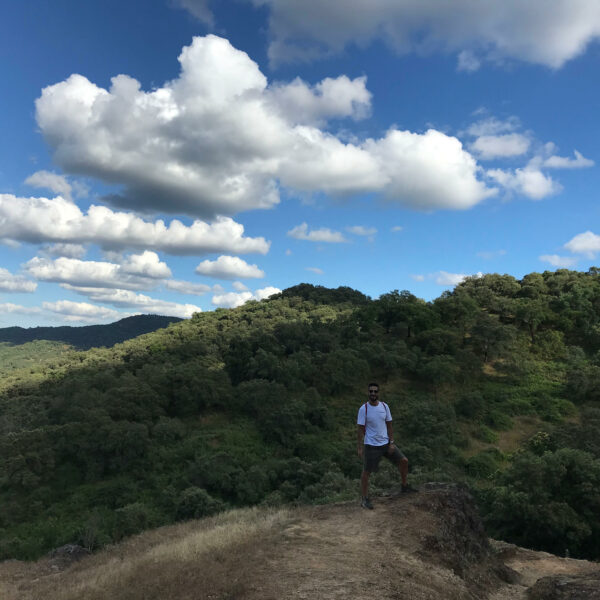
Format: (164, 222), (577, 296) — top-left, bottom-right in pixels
(0, 315), (182, 350)
(1, 272), (600, 562)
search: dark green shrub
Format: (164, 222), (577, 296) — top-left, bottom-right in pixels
(175, 487), (224, 520)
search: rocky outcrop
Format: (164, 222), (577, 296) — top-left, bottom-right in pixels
(527, 573), (600, 599)
(414, 483), (520, 595)
(47, 544), (90, 571)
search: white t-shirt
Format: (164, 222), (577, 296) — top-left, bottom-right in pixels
(357, 401), (392, 446)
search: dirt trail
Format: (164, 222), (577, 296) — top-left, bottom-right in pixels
(244, 489), (600, 600)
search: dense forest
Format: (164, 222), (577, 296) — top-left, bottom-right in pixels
(0, 315), (182, 350)
(1, 270), (600, 562)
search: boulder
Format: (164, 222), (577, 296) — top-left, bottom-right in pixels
(528, 573), (600, 599)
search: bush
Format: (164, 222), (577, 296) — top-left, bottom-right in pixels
(481, 448), (600, 558)
(175, 487), (225, 520)
(465, 449), (503, 478)
(113, 502), (157, 541)
(455, 391), (485, 420)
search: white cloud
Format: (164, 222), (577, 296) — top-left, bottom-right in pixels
(173, 0), (214, 25)
(25, 171), (73, 200)
(0, 268), (37, 293)
(164, 280), (212, 295)
(410, 274), (425, 282)
(256, 0), (600, 69)
(44, 243), (87, 259)
(254, 286), (281, 300)
(457, 50), (481, 72)
(0, 303), (41, 315)
(0, 195), (269, 255)
(195, 255), (265, 279)
(564, 231), (600, 258)
(540, 254), (578, 268)
(435, 271), (469, 286)
(487, 167), (562, 199)
(391, 226), (404, 232)
(285, 249), (292, 256)
(287, 223), (347, 243)
(467, 116), (520, 137)
(346, 225), (377, 236)
(305, 267), (324, 274)
(36, 35), (494, 216)
(25, 252), (171, 290)
(120, 251), (172, 279)
(543, 150), (594, 169)
(232, 281), (249, 291)
(211, 285), (281, 308)
(60, 286), (202, 318)
(470, 133), (530, 159)
(42, 300), (131, 322)
(363, 128), (495, 210)
(268, 75), (371, 125)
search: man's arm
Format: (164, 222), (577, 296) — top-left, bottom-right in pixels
(386, 420), (394, 453)
(357, 425), (365, 457)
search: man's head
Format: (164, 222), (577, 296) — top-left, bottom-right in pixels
(367, 382), (379, 403)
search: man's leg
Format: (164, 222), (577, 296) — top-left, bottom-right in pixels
(361, 469), (370, 498)
(398, 457), (408, 486)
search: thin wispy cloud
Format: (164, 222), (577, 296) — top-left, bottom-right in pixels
(346, 225), (377, 236)
(540, 254), (578, 268)
(288, 223), (347, 243)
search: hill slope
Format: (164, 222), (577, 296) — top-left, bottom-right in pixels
(2, 275), (600, 563)
(2, 485), (599, 600)
(0, 314), (182, 349)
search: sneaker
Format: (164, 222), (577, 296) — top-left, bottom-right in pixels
(361, 497), (374, 509)
(401, 484), (418, 494)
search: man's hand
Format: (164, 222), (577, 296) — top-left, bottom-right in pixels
(387, 442), (395, 456)
(357, 446), (363, 458)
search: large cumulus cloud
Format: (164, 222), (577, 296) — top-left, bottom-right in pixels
(36, 35), (495, 217)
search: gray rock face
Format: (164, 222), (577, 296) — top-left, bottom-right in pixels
(528, 574), (600, 599)
(47, 544), (90, 570)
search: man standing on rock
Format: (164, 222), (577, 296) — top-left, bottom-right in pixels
(357, 382), (416, 509)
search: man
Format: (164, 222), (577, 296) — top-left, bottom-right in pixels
(357, 382), (416, 509)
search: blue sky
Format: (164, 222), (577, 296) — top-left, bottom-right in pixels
(1, 0), (599, 326)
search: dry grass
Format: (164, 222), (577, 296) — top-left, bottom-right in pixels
(1, 506), (292, 600)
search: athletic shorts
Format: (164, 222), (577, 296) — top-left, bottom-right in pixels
(363, 443), (406, 473)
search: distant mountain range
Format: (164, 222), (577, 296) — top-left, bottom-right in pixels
(0, 314), (182, 350)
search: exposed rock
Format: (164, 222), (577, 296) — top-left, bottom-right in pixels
(416, 483), (520, 591)
(527, 573), (600, 599)
(47, 544), (90, 570)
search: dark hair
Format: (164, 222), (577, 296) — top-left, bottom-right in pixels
(368, 382), (379, 389)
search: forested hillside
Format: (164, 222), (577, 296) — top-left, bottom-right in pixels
(2, 271), (600, 562)
(0, 315), (182, 350)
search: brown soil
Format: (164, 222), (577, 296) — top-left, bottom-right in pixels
(2, 487), (599, 600)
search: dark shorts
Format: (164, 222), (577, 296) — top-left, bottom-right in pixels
(363, 443), (406, 473)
